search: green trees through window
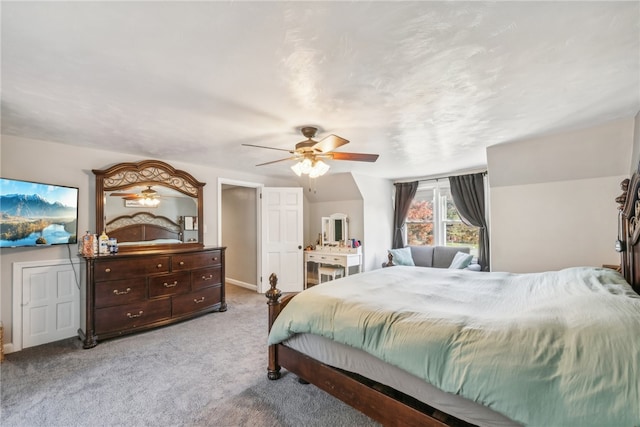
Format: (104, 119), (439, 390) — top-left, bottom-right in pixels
(405, 182), (479, 255)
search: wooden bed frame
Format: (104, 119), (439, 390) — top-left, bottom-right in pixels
(106, 212), (182, 244)
(617, 164), (640, 294)
(265, 165), (640, 427)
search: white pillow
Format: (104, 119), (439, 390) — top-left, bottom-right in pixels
(448, 251), (473, 269)
(388, 247), (415, 266)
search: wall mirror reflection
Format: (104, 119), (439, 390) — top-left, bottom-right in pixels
(321, 213), (348, 246)
(94, 160), (205, 251)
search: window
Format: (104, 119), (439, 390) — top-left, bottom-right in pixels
(405, 181), (480, 256)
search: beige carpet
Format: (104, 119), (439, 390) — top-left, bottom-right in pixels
(0, 285), (378, 427)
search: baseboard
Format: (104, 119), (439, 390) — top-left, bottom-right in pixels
(226, 278), (257, 292)
(3, 342), (15, 356)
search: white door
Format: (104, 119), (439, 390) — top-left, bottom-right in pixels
(261, 187), (304, 293)
(22, 264), (79, 348)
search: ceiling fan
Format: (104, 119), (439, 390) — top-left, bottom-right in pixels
(110, 186), (161, 206)
(111, 186), (158, 199)
(242, 126), (379, 177)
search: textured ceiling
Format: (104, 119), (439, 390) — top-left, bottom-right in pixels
(2, 1), (639, 180)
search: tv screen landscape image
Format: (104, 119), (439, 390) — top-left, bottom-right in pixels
(0, 178), (79, 247)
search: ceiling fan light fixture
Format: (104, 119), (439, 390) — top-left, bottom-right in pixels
(291, 157), (312, 176)
(309, 159), (330, 178)
(291, 163), (302, 176)
(142, 197), (160, 207)
(291, 157), (330, 178)
(300, 158), (313, 174)
(290, 160), (304, 176)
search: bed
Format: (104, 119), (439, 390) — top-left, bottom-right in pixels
(266, 168), (640, 427)
(106, 212), (183, 246)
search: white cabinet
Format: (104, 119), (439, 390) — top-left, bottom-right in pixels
(304, 247), (362, 288)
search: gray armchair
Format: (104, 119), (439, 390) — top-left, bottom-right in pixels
(384, 246), (480, 271)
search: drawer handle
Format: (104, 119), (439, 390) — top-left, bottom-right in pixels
(193, 297), (205, 304)
(127, 311), (144, 318)
(179, 261), (185, 266)
(201, 274), (213, 281)
(113, 288), (131, 295)
(156, 264), (163, 269)
(212, 257), (218, 261)
(104, 268), (111, 273)
(163, 281), (178, 288)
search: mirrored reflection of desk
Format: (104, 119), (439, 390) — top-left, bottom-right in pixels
(304, 247), (362, 288)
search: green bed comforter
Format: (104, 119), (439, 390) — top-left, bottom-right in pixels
(268, 266), (640, 426)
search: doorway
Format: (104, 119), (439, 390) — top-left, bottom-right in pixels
(219, 179), (261, 292)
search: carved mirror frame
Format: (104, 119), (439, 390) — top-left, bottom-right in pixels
(93, 159), (205, 252)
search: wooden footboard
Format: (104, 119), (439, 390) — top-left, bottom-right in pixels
(265, 273), (472, 427)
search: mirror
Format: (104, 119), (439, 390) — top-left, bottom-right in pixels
(93, 160), (205, 251)
(321, 213), (348, 246)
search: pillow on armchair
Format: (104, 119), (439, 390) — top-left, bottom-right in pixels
(465, 262), (482, 271)
(448, 251), (474, 269)
(388, 247), (415, 266)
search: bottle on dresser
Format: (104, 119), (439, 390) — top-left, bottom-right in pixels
(98, 231), (110, 255)
(82, 231), (96, 257)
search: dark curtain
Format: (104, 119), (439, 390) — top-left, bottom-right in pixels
(392, 181), (418, 249)
(449, 173), (490, 270)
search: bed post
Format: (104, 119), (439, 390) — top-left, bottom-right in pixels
(266, 273), (282, 380)
(616, 178), (630, 280)
(617, 163), (640, 294)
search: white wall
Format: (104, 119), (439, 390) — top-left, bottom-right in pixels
(0, 135), (296, 344)
(487, 117), (635, 273)
(490, 176), (625, 272)
(352, 173), (394, 271)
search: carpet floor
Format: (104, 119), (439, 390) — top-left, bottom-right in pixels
(0, 285), (379, 427)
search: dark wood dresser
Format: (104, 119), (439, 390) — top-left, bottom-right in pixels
(80, 246), (226, 348)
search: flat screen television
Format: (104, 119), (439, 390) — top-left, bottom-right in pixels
(0, 177), (79, 247)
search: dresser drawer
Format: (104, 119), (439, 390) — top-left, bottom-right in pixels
(95, 298), (171, 334)
(172, 286), (221, 317)
(94, 256), (170, 281)
(172, 250), (222, 271)
(148, 272), (191, 298)
(95, 278), (146, 308)
(307, 253), (344, 264)
(191, 266), (222, 290)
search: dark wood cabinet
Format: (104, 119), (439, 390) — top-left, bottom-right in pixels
(80, 247), (226, 348)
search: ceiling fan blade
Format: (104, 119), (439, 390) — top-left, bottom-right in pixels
(256, 157), (297, 166)
(312, 134), (349, 153)
(242, 143), (294, 153)
(110, 192), (137, 197)
(330, 152), (379, 162)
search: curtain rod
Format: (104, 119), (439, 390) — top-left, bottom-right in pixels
(394, 168), (487, 184)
